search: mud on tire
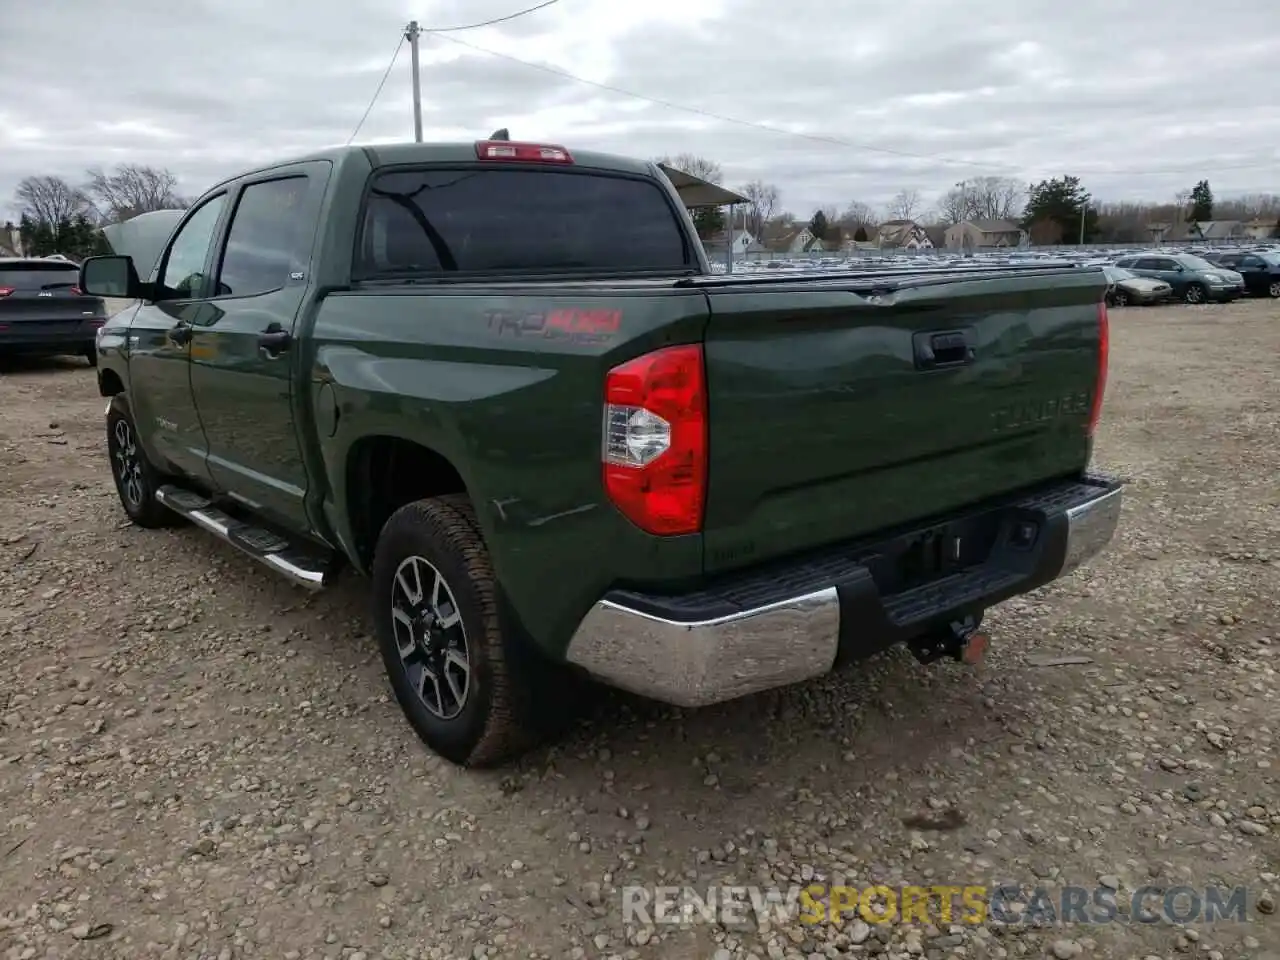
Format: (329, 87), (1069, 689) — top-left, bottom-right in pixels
(371, 494), (573, 767)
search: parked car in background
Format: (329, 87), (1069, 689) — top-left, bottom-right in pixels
(1113, 253), (1244, 304)
(1102, 265), (1171, 306)
(0, 257), (107, 365)
(1201, 251), (1280, 298)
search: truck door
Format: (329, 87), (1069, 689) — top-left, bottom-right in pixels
(126, 193), (229, 485)
(187, 161), (331, 534)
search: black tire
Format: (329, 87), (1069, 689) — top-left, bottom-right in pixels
(105, 397), (178, 529)
(371, 495), (565, 767)
(1184, 283), (1206, 304)
(1112, 290), (1129, 307)
(84, 347), (98, 368)
(1269, 280), (1280, 299)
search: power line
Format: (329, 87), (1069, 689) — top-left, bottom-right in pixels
(424, 0), (561, 33)
(346, 35), (405, 145)
(425, 30), (1278, 179)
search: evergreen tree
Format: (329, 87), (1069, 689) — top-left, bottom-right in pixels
(1021, 176), (1097, 245)
(1188, 180), (1213, 222)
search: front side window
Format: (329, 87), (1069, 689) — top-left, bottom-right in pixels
(158, 194), (227, 298)
(356, 167), (690, 278)
(215, 177), (311, 298)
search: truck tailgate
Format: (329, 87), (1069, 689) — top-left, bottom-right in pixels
(698, 267), (1107, 573)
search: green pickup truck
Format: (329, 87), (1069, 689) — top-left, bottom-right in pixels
(79, 139), (1122, 767)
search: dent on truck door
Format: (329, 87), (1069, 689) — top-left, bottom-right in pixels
(126, 192), (227, 485)
(188, 163), (329, 534)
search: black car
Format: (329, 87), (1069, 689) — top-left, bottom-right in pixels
(0, 257), (108, 365)
(1202, 251), (1280, 299)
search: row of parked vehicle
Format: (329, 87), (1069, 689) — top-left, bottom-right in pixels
(1098, 248), (1280, 307)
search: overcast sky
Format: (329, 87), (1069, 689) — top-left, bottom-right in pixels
(2, 0), (1278, 222)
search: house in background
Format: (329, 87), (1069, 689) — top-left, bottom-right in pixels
(923, 225), (947, 249)
(1242, 219), (1278, 239)
(1146, 220), (1246, 244)
(703, 229), (766, 258)
(763, 224), (844, 255)
(876, 219), (933, 250)
(1182, 220), (1245, 242)
(944, 219), (1025, 251)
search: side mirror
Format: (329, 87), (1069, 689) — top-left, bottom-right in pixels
(1174, 264), (1185, 272)
(79, 255), (141, 299)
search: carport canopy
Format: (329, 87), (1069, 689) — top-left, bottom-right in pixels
(657, 163), (749, 208)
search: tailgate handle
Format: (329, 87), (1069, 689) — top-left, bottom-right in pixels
(914, 329), (975, 370)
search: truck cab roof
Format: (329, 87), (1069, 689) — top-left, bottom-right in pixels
(205, 140), (658, 195)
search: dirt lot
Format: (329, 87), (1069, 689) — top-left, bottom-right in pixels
(2, 300), (1277, 960)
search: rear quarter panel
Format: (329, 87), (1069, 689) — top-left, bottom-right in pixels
(307, 286), (710, 656)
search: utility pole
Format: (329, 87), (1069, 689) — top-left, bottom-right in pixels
(406, 20), (423, 143)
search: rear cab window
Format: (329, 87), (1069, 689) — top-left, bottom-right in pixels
(0, 261), (80, 292)
(354, 167), (692, 280)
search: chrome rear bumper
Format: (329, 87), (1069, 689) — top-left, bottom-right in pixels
(565, 476), (1123, 708)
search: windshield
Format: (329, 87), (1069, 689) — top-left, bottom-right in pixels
(355, 167), (692, 279)
(1104, 266), (1135, 281)
(1260, 252), (1280, 266)
(1176, 255), (1220, 271)
(0, 262), (80, 290)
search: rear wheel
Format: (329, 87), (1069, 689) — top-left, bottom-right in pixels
(371, 495), (569, 767)
(84, 347), (98, 368)
(105, 397), (177, 528)
(1269, 280), (1280, 299)
(1184, 283), (1206, 304)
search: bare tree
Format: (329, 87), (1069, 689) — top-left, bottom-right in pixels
(84, 164), (187, 223)
(937, 186), (970, 225)
(939, 177), (1025, 224)
(838, 200), (877, 230)
(14, 175), (89, 226)
(739, 180), (780, 238)
(1219, 193), (1279, 219)
(884, 189), (922, 221)
(654, 153), (723, 185)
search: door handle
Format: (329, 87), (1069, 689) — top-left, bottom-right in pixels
(257, 325), (292, 357)
(168, 322), (192, 346)
(914, 329), (976, 370)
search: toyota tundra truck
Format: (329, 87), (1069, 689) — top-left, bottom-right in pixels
(78, 138), (1122, 767)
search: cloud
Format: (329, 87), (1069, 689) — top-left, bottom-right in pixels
(1, 0), (1277, 222)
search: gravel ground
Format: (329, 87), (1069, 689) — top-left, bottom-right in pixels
(1, 300), (1277, 960)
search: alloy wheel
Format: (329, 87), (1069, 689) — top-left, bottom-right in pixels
(390, 555), (471, 720)
(1269, 281), (1280, 298)
(1185, 285), (1204, 304)
(111, 419), (145, 508)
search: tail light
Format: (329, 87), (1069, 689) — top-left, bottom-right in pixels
(1086, 301), (1109, 437)
(0, 286), (13, 298)
(603, 344), (707, 535)
(475, 140), (573, 164)
(71, 285), (83, 295)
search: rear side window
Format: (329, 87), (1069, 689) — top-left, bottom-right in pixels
(216, 177), (311, 298)
(0, 262), (79, 290)
(356, 168), (690, 278)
